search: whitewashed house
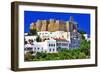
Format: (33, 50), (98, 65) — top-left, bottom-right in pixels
(38, 31), (70, 41)
(55, 38), (70, 50)
(25, 39), (57, 53)
(33, 41), (47, 52)
(24, 43), (33, 53)
(25, 35), (37, 42)
(37, 31), (50, 40)
(50, 31), (66, 39)
(46, 39), (57, 53)
(24, 30), (82, 53)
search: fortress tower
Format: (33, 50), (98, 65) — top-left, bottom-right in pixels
(66, 16), (78, 32)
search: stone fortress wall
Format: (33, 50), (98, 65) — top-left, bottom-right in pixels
(30, 16), (78, 32)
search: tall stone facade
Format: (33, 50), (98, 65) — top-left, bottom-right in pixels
(36, 20), (42, 31)
(29, 16), (78, 32)
(41, 20), (48, 31)
(48, 19), (55, 32)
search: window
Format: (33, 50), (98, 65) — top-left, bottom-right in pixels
(49, 49), (51, 52)
(38, 47), (39, 50)
(49, 44), (50, 46)
(57, 43), (59, 46)
(49, 44), (54, 46)
(41, 47), (43, 50)
(34, 47), (36, 50)
(62, 43), (68, 46)
(57, 43), (61, 46)
(41, 47), (43, 51)
(53, 49), (55, 51)
(27, 47), (32, 50)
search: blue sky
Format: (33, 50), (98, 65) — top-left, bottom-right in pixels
(24, 11), (90, 35)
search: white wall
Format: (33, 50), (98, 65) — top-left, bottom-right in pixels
(0, 0), (99, 73)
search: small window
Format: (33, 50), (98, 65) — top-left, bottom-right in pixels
(49, 49), (51, 52)
(41, 47), (43, 51)
(38, 47), (39, 50)
(49, 44), (50, 46)
(34, 47), (36, 50)
(27, 47), (32, 50)
(57, 43), (59, 46)
(53, 49), (55, 51)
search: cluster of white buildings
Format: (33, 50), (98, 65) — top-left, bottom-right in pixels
(24, 30), (82, 53)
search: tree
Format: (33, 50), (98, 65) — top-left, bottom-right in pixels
(78, 30), (86, 34)
(36, 36), (42, 42)
(29, 28), (37, 35)
(78, 52), (86, 59)
(78, 30), (86, 40)
(30, 40), (90, 61)
(81, 34), (85, 40)
(80, 39), (90, 56)
(24, 52), (33, 61)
